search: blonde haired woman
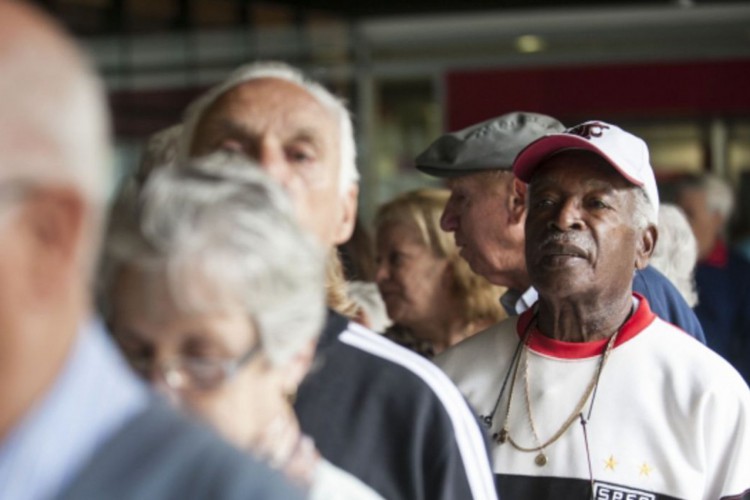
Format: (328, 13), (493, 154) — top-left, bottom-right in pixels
(375, 189), (507, 358)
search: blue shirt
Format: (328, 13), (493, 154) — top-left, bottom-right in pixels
(0, 320), (147, 500)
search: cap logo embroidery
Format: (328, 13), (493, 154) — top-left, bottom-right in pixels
(568, 122), (610, 139)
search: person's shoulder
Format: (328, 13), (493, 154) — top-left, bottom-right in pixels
(436, 316), (519, 375)
(59, 398), (302, 500)
(644, 317), (749, 394)
(337, 321), (464, 395)
(635, 267), (706, 342)
(635, 265), (678, 295)
(315, 319), (474, 418)
(305, 319), (498, 500)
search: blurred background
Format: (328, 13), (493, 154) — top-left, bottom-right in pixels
(32, 0), (750, 224)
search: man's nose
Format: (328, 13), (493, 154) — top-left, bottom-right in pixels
(255, 144), (293, 187)
(440, 204), (458, 232)
(374, 259), (389, 284)
(549, 199), (584, 231)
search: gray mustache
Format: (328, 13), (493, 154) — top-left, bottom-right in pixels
(538, 232), (590, 253)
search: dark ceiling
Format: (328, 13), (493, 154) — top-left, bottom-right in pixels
(32, 0), (739, 37)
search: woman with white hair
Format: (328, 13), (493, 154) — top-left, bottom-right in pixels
(649, 203), (699, 307)
(99, 153), (381, 499)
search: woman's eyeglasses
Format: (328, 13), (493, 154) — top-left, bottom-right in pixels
(123, 342), (262, 391)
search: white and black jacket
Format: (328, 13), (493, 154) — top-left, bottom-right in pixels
(295, 310), (498, 500)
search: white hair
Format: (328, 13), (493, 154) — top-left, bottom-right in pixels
(0, 27), (111, 207)
(650, 204), (699, 307)
(179, 61), (358, 195)
(703, 174), (735, 221)
(632, 186), (657, 230)
(100, 152), (326, 366)
(137, 124), (182, 185)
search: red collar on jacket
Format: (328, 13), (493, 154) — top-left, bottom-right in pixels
(515, 293), (657, 359)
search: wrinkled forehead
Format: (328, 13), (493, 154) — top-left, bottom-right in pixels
(447, 169), (511, 192)
(114, 259), (242, 323)
(197, 78), (338, 139)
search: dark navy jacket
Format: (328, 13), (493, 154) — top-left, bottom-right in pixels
(295, 310), (498, 500)
(633, 265), (706, 344)
(693, 242), (750, 383)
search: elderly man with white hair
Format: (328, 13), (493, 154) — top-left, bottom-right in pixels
(649, 203), (699, 307)
(671, 174), (750, 384)
(437, 121), (750, 499)
(174, 62), (497, 500)
(0, 2), (301, 499)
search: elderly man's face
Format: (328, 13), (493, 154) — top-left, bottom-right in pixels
(525, 151), (652, 301)
(440, 171), (527, 289)
(189, 77), (356, 247)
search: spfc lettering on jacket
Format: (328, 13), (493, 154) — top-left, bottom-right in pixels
(594, 481), (656, 500)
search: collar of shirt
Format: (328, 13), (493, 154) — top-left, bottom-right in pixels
(0, 319), (148, 500)
(500, 287), (539, 316)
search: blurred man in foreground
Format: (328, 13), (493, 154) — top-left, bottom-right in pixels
(0, 3), (300, 498)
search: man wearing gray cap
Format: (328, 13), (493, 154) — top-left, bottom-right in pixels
(416, 111), (705, 342)
(436, 120), (750, 499)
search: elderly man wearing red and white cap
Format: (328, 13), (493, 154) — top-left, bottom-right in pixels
(436, 121), (750, 500)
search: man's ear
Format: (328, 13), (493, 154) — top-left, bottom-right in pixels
(509, 177), (528, 224)
(635, 224), (658, 270)
(333, 184), (358, 245)
(22, 188), (86, 299)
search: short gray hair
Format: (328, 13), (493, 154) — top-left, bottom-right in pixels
(179, 61), (358, 195)
(703, 174), (735, 221)
(632, 186), (657, 230)
(100, 152), (326, 366)
(650, 203), (698, 307)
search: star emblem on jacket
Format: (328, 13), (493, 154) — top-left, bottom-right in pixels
(639, 462), (654, 477)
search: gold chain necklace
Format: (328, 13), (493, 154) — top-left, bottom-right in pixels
(497, 325), (620, 467)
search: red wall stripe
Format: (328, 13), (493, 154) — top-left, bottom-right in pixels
(446, 59), (750, 130)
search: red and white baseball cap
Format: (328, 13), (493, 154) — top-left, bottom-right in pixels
(513, 120), (659, 220)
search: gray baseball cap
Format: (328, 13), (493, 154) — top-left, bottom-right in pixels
(415, 111), (564, 178)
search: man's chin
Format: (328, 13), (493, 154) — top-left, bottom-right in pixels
(458, 247), (476, 269)
(463, 253), (494, 282)
(464, 255), (518, 288)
